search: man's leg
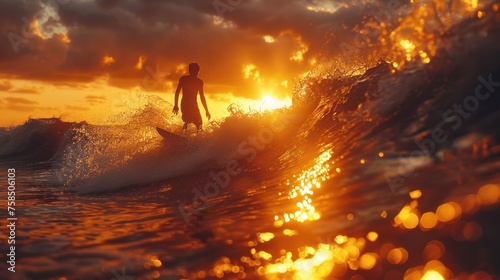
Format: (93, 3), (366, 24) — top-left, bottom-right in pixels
(196, 124), (203, 133)
(182, 122), (188, 134)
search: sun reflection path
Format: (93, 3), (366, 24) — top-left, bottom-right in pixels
(201, 151), (500, 280)
(255, 151), (374, 279)
(274, 150), (332, 225)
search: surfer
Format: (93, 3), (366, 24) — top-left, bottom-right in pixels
(172, 63), (211, 133)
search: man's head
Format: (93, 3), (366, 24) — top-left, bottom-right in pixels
(189, 63), (200, 76)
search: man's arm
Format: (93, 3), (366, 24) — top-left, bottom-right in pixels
(173, 77), (182, 114)
(199, 82), (211, 120)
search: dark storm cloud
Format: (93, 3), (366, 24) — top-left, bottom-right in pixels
(0, 0), (42, 59)
(95, 0), (122, 10)
(0, 0), (43, 33)
(0, 0), (386, 98)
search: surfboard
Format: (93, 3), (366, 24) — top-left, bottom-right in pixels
(156, 127), (186, 144)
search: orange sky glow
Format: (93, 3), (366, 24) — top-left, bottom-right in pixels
(1, 0), (352, 126)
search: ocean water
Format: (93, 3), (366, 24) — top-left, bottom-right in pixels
(1, 2), (500, 280)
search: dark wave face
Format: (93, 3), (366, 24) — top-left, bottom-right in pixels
(0, 118), (75, 161)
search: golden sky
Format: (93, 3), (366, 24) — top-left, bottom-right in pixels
(0, 0), (361, 126)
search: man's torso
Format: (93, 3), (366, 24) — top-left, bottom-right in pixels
(180, 75), (202, 106)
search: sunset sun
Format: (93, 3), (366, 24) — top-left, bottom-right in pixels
(260, 94), (292, 111)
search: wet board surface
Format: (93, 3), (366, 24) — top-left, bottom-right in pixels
(156, 127), (187, 144)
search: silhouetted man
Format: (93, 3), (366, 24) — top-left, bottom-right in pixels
(172, 63), (211, 133)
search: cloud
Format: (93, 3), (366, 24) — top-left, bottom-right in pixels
(9, 87), (41, 94)
(0, 80), (12, 91)
(0, 80), (42, 94)
(2, 97), (39, 112)
(4, 97), (38, 105)
(210, 94), (233, 104)
(85, 95), (107, 104)
(0, 96), (61, 114)
(66, 105), (90, 111)
(95, 0), (123, 10)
